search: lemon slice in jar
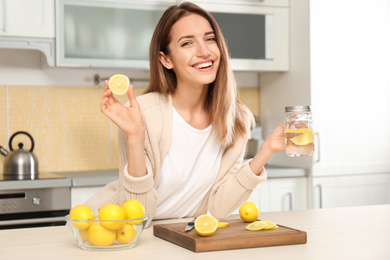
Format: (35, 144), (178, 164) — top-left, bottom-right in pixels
(286, 129), (314, 146)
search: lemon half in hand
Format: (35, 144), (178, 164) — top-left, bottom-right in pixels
(108, 74), (130, 95)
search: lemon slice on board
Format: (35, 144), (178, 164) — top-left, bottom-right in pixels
(260, 220), (277, 230)
(246, 221), (267, 231)
(108, 74), (130, 95)
(194, 215), (218, 237)
(217, 222), (229, 228)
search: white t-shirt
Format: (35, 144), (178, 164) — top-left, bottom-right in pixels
(154, 107), (222, 219)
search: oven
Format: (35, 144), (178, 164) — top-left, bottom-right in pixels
(0, 173), (71, 230)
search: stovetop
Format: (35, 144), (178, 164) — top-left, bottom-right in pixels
(0, 172), (66, 181)
(0, 172), (72, 191)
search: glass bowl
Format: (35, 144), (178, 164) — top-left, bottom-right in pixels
(64, 213), (150, 251)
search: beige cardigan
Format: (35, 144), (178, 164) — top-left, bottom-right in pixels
(86, 92), (267, 226)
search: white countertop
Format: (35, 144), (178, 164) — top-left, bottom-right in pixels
(1, 204), (389, 260)
(57, 165), (306, 187)
(0, 166), (306, 191)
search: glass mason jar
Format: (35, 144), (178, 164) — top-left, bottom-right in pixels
(284, 106), (314, 157)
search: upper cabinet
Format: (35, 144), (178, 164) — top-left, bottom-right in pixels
(0, 0), (55, 38)
(0, 0), (289, 71)
(56, 0), (289, 71)
(56, 0), (174, 69)
(189, 0), (289, 71)
(0, 0), (55, 66)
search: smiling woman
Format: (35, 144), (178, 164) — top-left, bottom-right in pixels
(86, 2), (285, 226)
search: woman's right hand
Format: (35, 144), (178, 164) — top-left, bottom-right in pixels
(100, 80), (145, 143)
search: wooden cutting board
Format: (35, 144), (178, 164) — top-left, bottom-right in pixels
(153, 218), (307, 252)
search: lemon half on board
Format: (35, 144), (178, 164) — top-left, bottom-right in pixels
(108, 74), (130, 95)
(194, 215), (218, 237)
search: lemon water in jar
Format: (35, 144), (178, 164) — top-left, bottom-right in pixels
(284, 106), (314, 157)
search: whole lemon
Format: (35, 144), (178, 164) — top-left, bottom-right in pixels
(121, 199), (145, 225)
(239, 202), (260, 223)
(116, 223), (137, 244)
(98, 203), (126, 230)
(69, 205), (94, 230)
(79, 228), (89, 243)
(88, 223), (116, 246)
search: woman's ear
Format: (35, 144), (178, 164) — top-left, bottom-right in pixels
(159, 51), (173, 69)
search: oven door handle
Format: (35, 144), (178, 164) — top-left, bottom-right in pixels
(0, 216), (65, 226)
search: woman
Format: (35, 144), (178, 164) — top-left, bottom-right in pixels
(86, 2), (285, 224)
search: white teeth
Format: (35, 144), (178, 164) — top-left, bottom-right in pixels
(194, 62), (212, 69)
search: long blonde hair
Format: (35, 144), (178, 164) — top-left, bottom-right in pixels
(145, 2), (254, 147)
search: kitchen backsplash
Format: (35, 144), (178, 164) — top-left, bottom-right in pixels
(0, 85), (259, 173)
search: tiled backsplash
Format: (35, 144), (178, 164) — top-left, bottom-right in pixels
(0, 85), (259, 173)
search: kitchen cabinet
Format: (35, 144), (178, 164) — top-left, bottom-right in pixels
(56, 0), (175, 68)
(58, 170), (118, 208)
(267, 177), (307, 212)
(70, 186), (103, 208)
(190, 0), (289, 71)
(0, 0), (55, 38)
(312, 173), (390, 209)
(234, 176), (307, 214)
(0, 0), (55, 66)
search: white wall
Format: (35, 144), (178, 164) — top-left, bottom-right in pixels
(259, 0), (312, 169)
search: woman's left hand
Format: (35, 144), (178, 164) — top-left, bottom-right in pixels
(263, 122), (286, 154)
(249, 122), (285, 175)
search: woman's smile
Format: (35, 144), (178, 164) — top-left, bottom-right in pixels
(192, 60), (214, 71)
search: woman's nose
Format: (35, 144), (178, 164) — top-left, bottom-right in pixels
(196, 43), (211, 57)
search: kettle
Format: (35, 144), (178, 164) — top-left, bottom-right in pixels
(0, 131), (39, 180)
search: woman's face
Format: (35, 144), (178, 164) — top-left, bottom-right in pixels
(160, 13), (221, 88)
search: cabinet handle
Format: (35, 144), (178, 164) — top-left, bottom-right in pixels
(2, 0), (6, 32)
(314, 132), (320, 162)
(287, 192), (293, 211)
(317, 184), (323, 208)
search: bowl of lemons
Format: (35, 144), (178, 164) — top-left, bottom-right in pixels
(65, 199), (149, 251)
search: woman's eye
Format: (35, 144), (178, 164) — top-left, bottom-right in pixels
(206, 37), (216, 42)
(181, 41), (191, 47)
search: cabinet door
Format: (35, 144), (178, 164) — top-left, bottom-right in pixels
(312, 173), (390, 209)
(56, 0), (172, 68)
(231, 181), (269, 215)
(71, 186), (102, 208)
(310, 0), (390, 176)
(233, 177), (307, 214)
(0, 0), (55, 37)
(268, 178), (307, 212)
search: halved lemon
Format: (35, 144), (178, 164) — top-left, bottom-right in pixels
(108, 74), (130, 95)
(217, 222), (229, 228)
(194, 215), (218, 237)
(246, 221), (267, 231)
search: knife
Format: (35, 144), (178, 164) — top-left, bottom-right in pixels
(185, 218), (196, 232)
